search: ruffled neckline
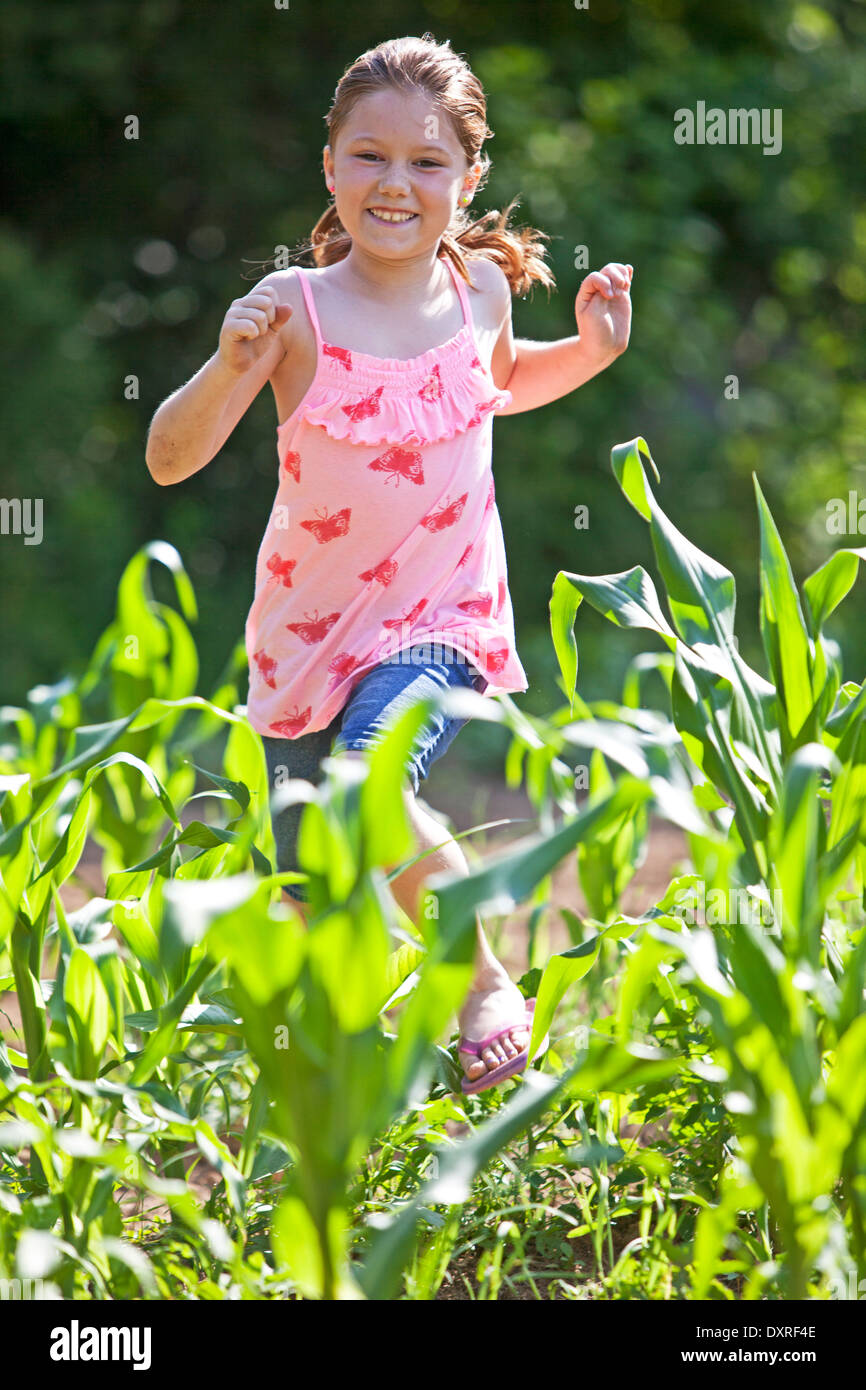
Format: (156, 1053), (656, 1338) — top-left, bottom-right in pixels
(276, 318), (512, 448)
(318, 322), (471, 374)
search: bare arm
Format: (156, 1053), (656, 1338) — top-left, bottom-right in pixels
(489, 261), (633, 415)
(145, 277), (293, 486)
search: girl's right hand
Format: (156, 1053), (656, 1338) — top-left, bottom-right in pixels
(218, 286), (292, 374)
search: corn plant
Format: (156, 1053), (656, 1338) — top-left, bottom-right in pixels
(1, 533), (685, 1300)
(546, 436), (866, 1297)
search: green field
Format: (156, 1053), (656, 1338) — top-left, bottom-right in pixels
(2, 437), (865, 1302)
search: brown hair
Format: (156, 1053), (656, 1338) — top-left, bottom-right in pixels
(284, 33), (555, 299)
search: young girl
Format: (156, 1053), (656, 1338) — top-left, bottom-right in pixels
(145, 33), (632, 1094)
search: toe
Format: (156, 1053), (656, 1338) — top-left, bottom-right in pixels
(500, 1035), (518, 1059)
(482, 1045), (501, 1071)
(458, 1051), (486, 1080)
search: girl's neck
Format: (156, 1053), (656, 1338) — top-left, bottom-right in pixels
(333, 247), (449, 305)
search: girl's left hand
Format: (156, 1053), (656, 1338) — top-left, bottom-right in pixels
(575, 262), (633, 362)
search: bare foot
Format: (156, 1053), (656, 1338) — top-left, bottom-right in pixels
(457, 964), (530, 1084)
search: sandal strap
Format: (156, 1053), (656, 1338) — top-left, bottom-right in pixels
(457, 997), (535, 1056)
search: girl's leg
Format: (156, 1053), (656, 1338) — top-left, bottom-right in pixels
(262, 725), (336, 909)
(339, 752), (529, 1083)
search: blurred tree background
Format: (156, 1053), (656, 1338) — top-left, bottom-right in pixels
(1, 0), (865, 756)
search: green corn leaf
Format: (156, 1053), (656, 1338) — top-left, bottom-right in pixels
(551, 565), (677, 714)
(155, 601), (199, 700)
(529, 912), (649, 1062)
(183, 760), (250, 815)
(610, 438), (781, 796)
(27, 788), (93, 921)
(826, 701), (866, 853)
(754, 476), (815, 744)
(64, 947), (112, 1080)
(803, 546), (866, 638)
(767, 744), (833, 958)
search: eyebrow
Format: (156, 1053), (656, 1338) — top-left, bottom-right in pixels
(344, 135), (453, 155)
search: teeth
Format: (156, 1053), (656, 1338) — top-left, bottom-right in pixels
(369, 209), (416, 222)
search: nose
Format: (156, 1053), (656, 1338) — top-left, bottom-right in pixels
(376, 163), (412, 196)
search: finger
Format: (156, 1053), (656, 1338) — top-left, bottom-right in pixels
(240, 294), (279, 322)
(271, 304), (292, 329)
(228, 316), (265, 340)
(232, 305), (270, 333)
(249, 287), (281, 311)
(602, 264), (630, 291)
(583, 271), (614, 298)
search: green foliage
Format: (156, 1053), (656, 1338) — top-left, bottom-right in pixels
(2, 431), (866, 1298)
(549, 436), (866, 1299)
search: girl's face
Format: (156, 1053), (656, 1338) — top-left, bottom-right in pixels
(323, 88), (481, 256)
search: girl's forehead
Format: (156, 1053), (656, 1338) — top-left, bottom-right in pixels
(341, 89), (462, 148)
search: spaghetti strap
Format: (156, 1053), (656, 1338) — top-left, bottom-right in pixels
(442, 254), (472, 337)
(296, 257), (474, 357)
(294, 267), (323, 346)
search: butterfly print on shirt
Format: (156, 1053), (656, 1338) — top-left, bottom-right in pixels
(469, 351), (482, 370)
(368, 446), (425, 487)
(457, 542), (474, 569)
(484, 478), (496, 515)
(252, 648), (278, 688)
(300, 507), (351, 543)
(382, 597), (428, 629)
(484, 645), (509, 676)
(417, 364), (445, 403)
(358, 556), (398, 587)
(285, 610), (341, 644)
(269, 704), (313, 737)
(466, 398), (501, 430)
(420, 493), (468, 533)
(323, 343), (353, 371)
(341, 385), (384, 421)
(282, 450), (301, 483)
(266, 553), (297, 587)
(328, 651), (364, 682)
(497, 579), (507, 613)
(458, 593), (494, 618)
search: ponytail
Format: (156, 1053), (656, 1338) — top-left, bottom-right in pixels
(439, 197), (555, 298)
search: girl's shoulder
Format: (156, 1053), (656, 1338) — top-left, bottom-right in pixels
(462, 255), (513, 342)
(245, 266), (317, 363)
(251, 264), (309, 319)
(463, 253), (510, 296)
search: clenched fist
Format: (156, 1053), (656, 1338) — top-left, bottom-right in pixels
(575, 262), (633, 364)
(218, 284), (292, 375)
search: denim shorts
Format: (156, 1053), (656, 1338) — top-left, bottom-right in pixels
(260, 644), (488, 902)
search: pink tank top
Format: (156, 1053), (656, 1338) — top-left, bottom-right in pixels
(244, 254), (529, 739)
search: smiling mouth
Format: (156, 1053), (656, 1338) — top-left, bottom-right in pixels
(367, 208), (419, 224)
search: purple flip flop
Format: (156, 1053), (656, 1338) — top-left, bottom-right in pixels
(457, 996), (549, 1096)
